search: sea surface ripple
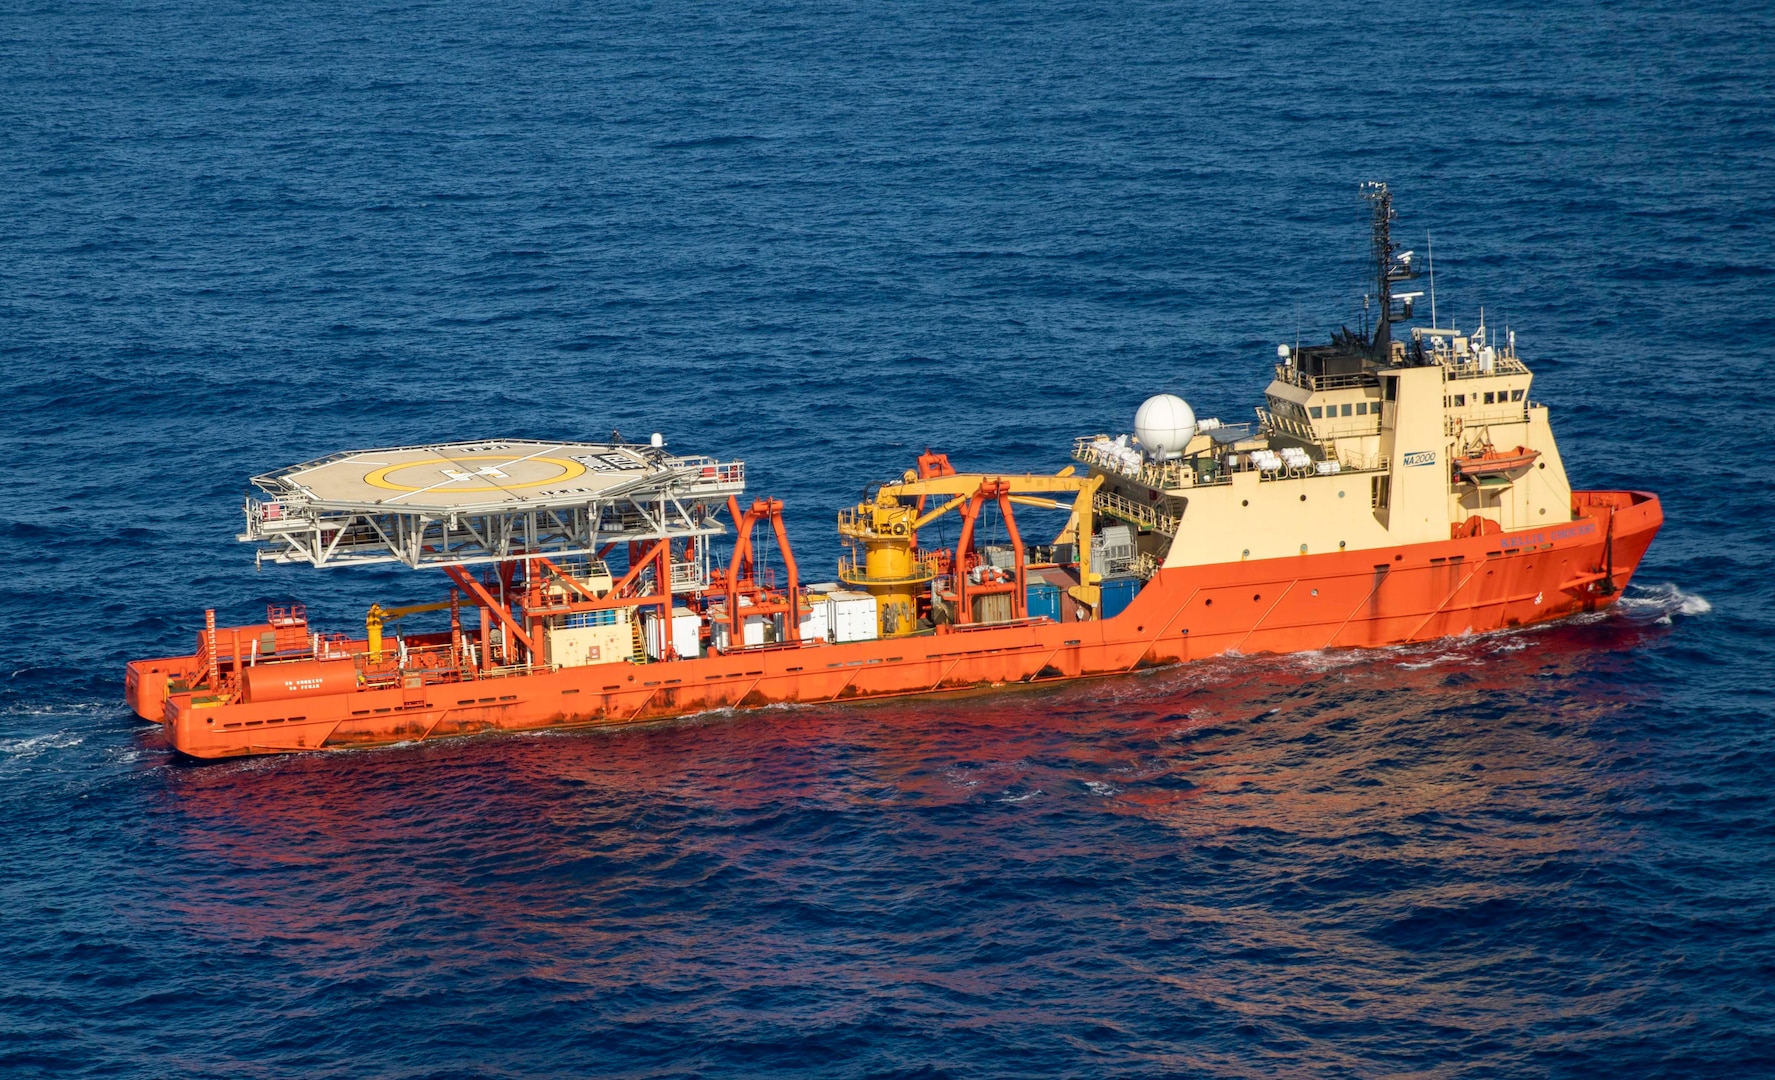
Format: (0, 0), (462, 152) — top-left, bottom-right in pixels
(1, 1), (1772, 1076)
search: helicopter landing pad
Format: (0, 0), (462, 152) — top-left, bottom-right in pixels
(257, 440), (677, 512)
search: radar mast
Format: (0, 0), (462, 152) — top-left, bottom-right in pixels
(1362, 181), (1421, 362)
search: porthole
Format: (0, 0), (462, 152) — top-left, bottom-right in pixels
(1299, 494), (1307, 502)
(1241, 499), (1249, 507)
(1339, 541), (1346, 549)
(1253, 593), (1261, 602)
(1299, 544), (1308, 554)
(1311, 588), (1319, 597)
(1204, 598), (1214, 607)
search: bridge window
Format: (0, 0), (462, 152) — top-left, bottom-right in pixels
(1511, 389), (1525, 401)
(1341, 403), (1353, 417)
(1310, 406), (1322, 419)
(1356, 402), (1368, 416)
(1484, 391), (1496, 404)
(1453, 394), (1466, 406)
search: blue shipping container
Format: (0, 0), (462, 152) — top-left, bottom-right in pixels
(1100, 577), (1141, 620)
(1027, 582), (1062, 623)
(565, 609), (620, 628)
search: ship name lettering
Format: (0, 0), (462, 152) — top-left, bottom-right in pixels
(1501, 520), (1596, 550)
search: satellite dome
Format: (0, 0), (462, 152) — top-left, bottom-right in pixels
(1134, 394), (1197, 461)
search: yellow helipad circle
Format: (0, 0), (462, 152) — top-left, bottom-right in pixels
(364, 454), (588, 493)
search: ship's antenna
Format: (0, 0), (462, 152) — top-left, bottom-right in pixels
(1362, 182), (1395, 357)
(1428, 232), (1437, 329)
(1361, 181), (1419, 360)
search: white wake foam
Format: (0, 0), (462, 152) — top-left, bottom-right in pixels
(1619, 582), (1712, 624)
(0, 730), (85, 760)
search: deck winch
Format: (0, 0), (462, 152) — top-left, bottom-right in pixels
(836, 494), (941, 637)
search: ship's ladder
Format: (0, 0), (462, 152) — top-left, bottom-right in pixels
(630, 616), (649, 664)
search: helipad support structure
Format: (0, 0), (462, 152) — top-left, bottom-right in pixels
(241, 440), (747, 570)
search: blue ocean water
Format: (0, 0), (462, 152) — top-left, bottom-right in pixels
(2, 0), (1773, 1074)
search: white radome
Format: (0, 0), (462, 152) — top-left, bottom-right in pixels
(1134, 394), (1197, 461)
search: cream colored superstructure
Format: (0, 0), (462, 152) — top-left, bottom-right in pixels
(1076, 326), (1577, 572)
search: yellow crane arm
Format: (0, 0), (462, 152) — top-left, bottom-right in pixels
(371, 600), (454, 622)
(366, 599), (456, 663)
(912, 493), (1068, 532)
(1073, 476), (1102, 588)
(912, 492), (970, 531)
(881, 472), (1097, 498)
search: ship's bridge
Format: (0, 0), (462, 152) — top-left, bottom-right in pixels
(242, 439), (746, 569)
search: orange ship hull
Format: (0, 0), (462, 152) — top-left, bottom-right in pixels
(129, 490), (1660, 759)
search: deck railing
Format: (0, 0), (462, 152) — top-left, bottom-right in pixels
(1093, 489), (1180, 536)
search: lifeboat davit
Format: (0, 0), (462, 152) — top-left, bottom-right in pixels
(1454, 445), (1540, 479)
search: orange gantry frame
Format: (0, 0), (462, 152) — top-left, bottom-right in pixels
(950, 480), (1029, 625)
(126, 486), (1662, 759)
(720, 496), (801, 645)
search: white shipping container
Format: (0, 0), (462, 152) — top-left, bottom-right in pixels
(709, 620), (765, 651)
(826, 590), (879, 643)
(644, 607), (704, 660)
(980, 545), (1017, 570)
(674, 610), (702, 658)
(798, 593), (830, 643)
(708, 602), (769, 651)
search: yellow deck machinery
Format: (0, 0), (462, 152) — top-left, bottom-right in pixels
(366, 596), (459, 664)
(838, 452), (1104, 636)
